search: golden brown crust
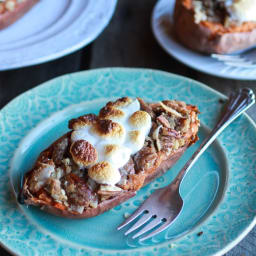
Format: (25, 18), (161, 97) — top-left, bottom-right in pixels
(88, 162), (118, 185)
(129, 110), (151, 129)
(68, 114), (98, 130)
(105, 97), (133, 109)
(99, 106), (125, 120)
(92, 119), (125, 139)
(0, 0), (39, 30)
(173, 0), (256, 54)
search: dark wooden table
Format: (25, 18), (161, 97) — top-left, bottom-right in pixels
(0, 1), (255, 255)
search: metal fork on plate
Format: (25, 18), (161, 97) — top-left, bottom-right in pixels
(211, 48), (256, 68)
(117, 88), (255, 241)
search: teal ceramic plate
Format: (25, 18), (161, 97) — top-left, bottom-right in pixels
(1, 68), (256, 256)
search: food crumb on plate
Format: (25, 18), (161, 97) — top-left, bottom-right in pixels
(197, 231), (203, 237)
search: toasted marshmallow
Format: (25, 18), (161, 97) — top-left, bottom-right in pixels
(71, 120), (91, 131)
(117, 97), (141, 114)
(88, 162), (121, 185)
(71, 127), (98, 146)
(99, 106), (125, 121)
(29, 161), (55, 193)
(91, 120), (125, 143)
(107, 97), (133, 109)
(127, 130), (145, 154)
(69, 114), (97, 130)
(129, 110), (151, 130)
(70, 97), (152, 185)
(70, 140), (98, 167)
(226, 0), (256, 23)
(104, 144), (131, 167)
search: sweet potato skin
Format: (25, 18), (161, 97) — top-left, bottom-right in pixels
(0, 0), (38, 30)
(24, 189), (137, 219)
(173, 0), (256, 54)
(23, 145), (187, 219)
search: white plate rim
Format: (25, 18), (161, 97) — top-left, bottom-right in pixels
(0, 0), (117, 70)
(151, 0), (256, 81)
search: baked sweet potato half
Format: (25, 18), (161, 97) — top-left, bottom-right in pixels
(173, 0), (256, 54)
(20, 97), (200, 219)
(0, 0), (38, 30)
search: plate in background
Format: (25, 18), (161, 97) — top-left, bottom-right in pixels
(0, 0), (117, 70)
(152, 0), (256, 80)
(0, 68), (256, 255)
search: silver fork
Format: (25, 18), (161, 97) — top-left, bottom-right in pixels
(211, 49), (256, 68)
(117, 88), (255, 241)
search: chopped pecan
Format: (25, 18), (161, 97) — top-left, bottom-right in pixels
(134, 145), (159, 174)
(62, 173), (96, 207)
(161, 127), (180, 138)
(52, 137), (69, 165)
(157, 114), (171, 128)
(119, 157), (135, 177)
(45, 178), (67, 202)
(159, 102), (183, 118)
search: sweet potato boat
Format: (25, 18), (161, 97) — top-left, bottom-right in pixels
(173, 0), (256, 54)
(0, 0), (38, 30)
(20, 97), (200, 219)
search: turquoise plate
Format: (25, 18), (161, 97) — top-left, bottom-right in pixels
(1, 68), (256, 256)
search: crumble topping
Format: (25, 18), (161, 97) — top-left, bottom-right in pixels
(24, 97), (199, 214)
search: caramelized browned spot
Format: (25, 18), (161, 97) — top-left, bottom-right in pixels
(99, 106), (124, 120)
(70, 140), (98, 166)
(105, 97), (133, 108)
(93, 119), (124, 138)
(104, 144), (119, 155)
(68, 114), (98, 130)
(88, 161), (118, 184)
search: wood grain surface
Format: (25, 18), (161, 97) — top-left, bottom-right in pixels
(0, 0), (255, 255)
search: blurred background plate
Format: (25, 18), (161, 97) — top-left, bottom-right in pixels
(152, 0), (256, 80)
(0, 0), (117, 70)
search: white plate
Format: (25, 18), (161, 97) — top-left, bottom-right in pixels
(0, 0), (117, 70)
(152, 0), (256, 80)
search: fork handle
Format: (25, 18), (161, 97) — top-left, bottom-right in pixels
(171, 88), (255, 188)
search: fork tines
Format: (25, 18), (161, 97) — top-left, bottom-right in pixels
(117, 209), (171, 242)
